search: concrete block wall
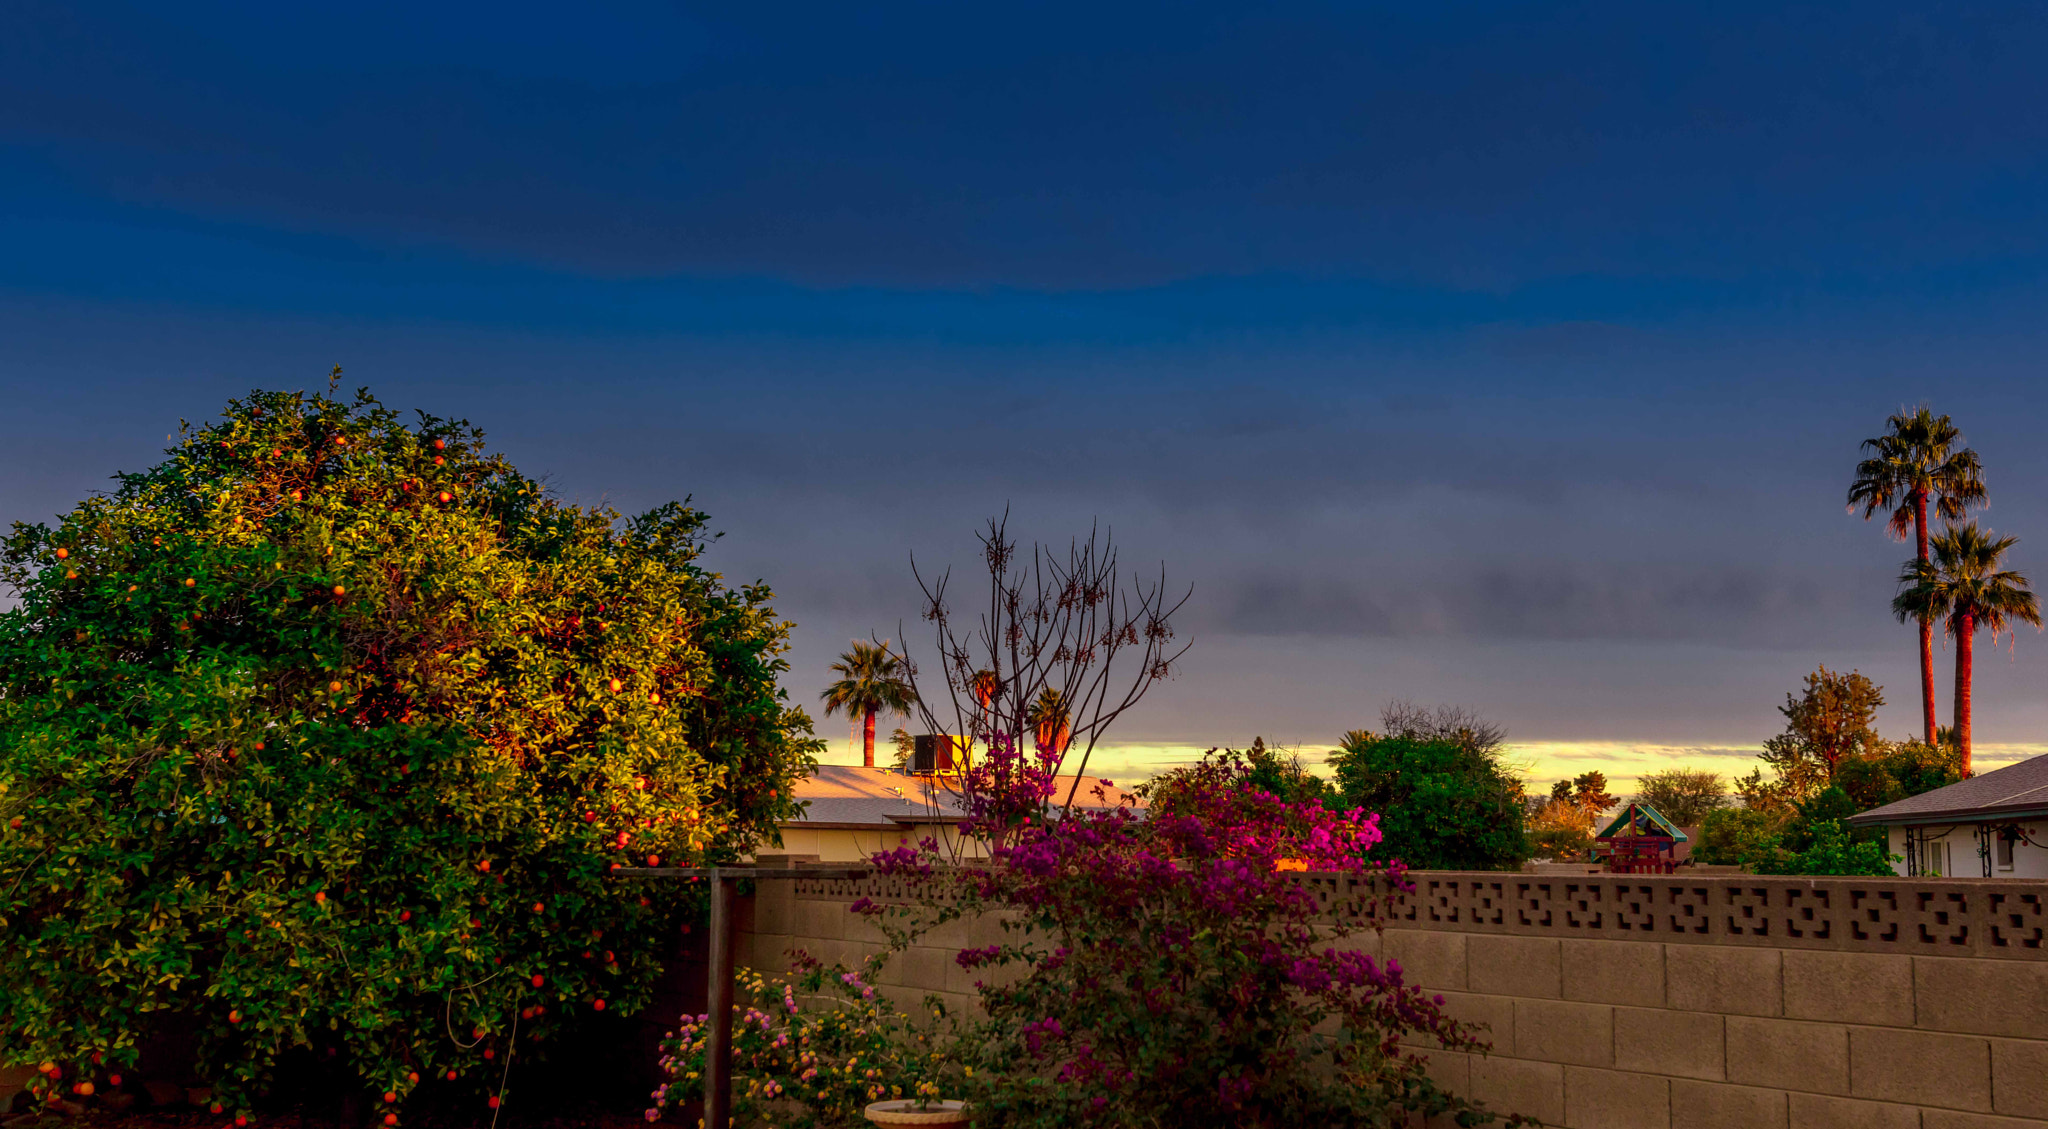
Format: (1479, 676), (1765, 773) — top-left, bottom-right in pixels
(735, 872), (2048, 1128)
(1387, 929), (2048, 1128)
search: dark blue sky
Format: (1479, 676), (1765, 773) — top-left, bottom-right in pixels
(8, 1), (2048, 781)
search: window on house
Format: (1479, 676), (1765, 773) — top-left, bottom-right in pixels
(1996, 830), (2015, 869)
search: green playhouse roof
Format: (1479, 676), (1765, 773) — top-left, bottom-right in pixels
(1594, 800), (1688, 842)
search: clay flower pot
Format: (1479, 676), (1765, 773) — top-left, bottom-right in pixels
(863, 1098), (969, 1126)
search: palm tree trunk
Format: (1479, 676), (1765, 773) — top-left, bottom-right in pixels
(862, 706), (877, 768)
(1916, 491), (1937, 746)
(1955, 608), (1975, 777)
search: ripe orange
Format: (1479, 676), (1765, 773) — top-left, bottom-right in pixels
(329, 681), (343, 693)
(383, 1116), (397, 1127)
(445, 1071), (457, 1081)
(74, 1082), (94, 1096)
(332, 585), (346, 597)
(646, 855), (659, 867)
(593, 999), (606, 1011)
(487, 1097), (499, 1109)
(314, 891), (326, 904)
(434, 439), (446, 450)
(609, 678), (622, 693)
(477, 859), (490, 873)
(229, 1010), (242, 1023)
(531, 974), (544, 987)
(532, 902), (544, 913)
(407, 1072), (419, 1084)
(437, 492), (452, 503)
(383, 1091), (397, 1103)
(184, 578), (196, 587)
(55, 548), (68, 559)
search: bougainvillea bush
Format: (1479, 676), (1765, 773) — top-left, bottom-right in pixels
(649, 957), (952, 1128)
(847, 743), (1516, 1128)
(0, 383), (819, 1118)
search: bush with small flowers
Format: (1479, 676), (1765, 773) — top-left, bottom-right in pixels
(648, 956), (952, 1127)
(854, 741), (1526, 1128)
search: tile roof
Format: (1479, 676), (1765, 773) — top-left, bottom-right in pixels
(1846, 752), (2048, 825)
(781, 764), (1141, 828)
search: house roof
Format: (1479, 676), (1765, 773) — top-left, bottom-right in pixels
(1845, 752), (2048, 826)
(1595, 801), (1688, 842)
(780, 764), (1142, 829)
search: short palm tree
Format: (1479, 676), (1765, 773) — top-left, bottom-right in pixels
(820, 640), (916, 768)
(1026, 687), (1071, 755)
(1893, 524), (2039, 775)
(1849, 407), (1986, 744)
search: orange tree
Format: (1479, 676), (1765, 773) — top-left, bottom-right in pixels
(0, 383), (818, 1120)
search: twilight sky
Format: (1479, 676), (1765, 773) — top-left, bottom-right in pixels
(7, 1), (2048, 787)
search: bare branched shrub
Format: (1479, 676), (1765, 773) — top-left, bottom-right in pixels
(897, 513), (1191, 813)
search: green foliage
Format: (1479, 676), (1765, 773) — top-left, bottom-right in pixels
(1748, 819), (1898, 877)
(0, 385), (820, 1115)
(1832, 739), (1963, 810)
(1240, 737), (1333, 807)
(1693, 808), (1786, 866)
(1634, 768), (1727, 827)
(1694, 796), (1897, 876)
(1329, 733), (1528, 871)
(651, 959), (951, 1127)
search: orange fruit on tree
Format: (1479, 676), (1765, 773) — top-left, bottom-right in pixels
(383, 1091), (397, 1103)
(55, 547), (68, 559)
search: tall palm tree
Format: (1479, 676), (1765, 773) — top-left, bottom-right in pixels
(1849, 408), (1986, 743)
(1892, 524), (2039, 775)
(820, 640), (916, 768)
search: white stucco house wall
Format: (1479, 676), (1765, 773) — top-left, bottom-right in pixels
(1845, 753), (2048, 878)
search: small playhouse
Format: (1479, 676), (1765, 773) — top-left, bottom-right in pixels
(1592, 801), (1689, 873)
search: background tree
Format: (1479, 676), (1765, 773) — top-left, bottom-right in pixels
(1377, 698), (1507, 756)
(1893, 524), (2040, 775)
(1740, 666), (1885, 807)
(1549, 771), (1617, 814)
(1527, 798), (1597, 860)
(1634, 767), (1727, 826)
(1848, 407), (1985, 744)
(820, 640), (916, 768)
(1328, 706), (1528, 870)
(0, 385), (819, 1116)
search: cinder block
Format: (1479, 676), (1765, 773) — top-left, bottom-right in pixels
(1783, 950), (1914, 1028)
(752, 889), (793, 935)
(1849, 1026), (1991, 1111)
(1421, 1050), (1471, 1094)
(1670, 1080), (1788, 1129)
(1404, 992), (1516, 1053)
(1564, 1065), (1670, 1129)
(1788, 1092), (1922, 1129)
(1387, 929), (1469, 991)
(886, 943), (951, 995)
(1468, 934), (1563, 998)
(1565, 939), (1666, 1008)
(1924, 1112), (2048, 1129)
(1469, 1056), (1564, 1125)
(1666, 946), (1781, 1017)
(1992, 1038), (2048, 1119)
(1916, 958), (2048, 1039)
(1726, 1016), (1848, 1095)
(1614, 1006), (1725, 1081)
(1515, 998), (1615, 1067)
(1328, 927), (1386, 960)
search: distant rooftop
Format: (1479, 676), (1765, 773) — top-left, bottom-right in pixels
(1846, 753), (2048, 826)
(782, 764), (1143, 830)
